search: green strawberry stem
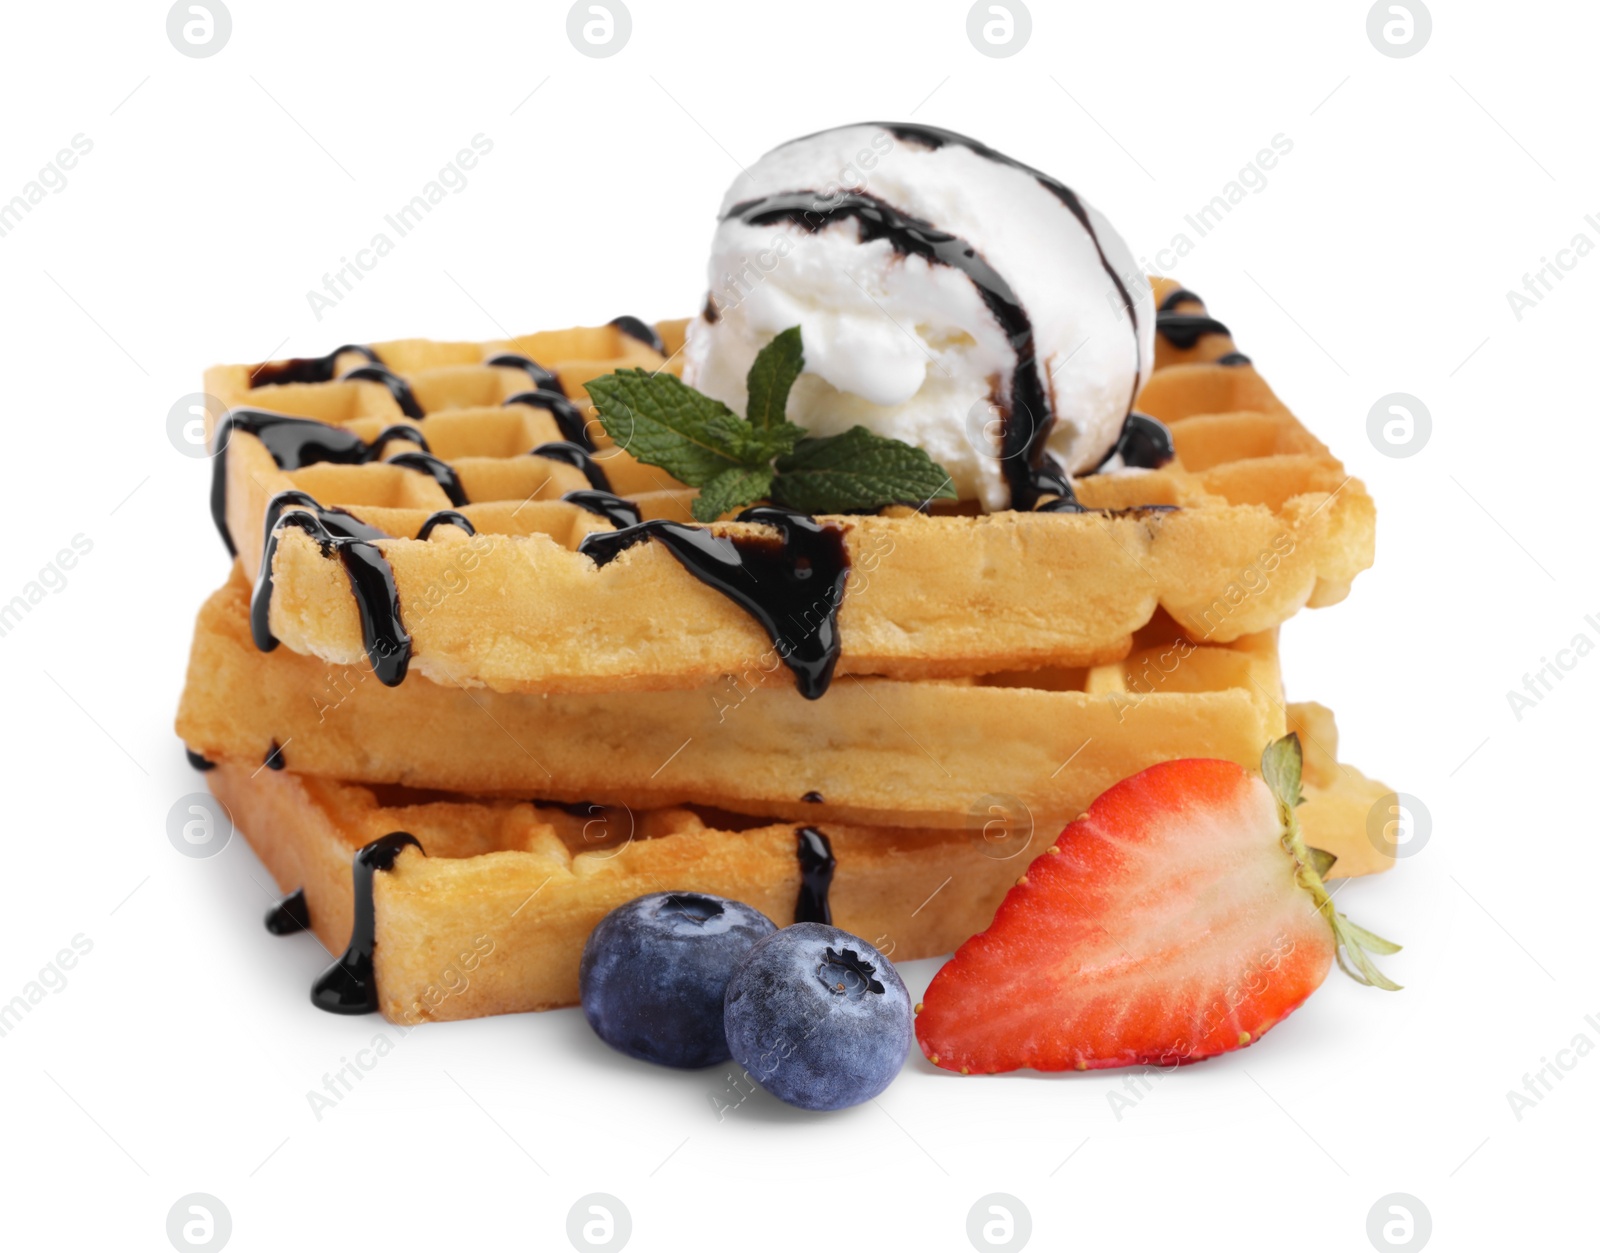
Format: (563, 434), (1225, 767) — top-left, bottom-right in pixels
(1263, 734), (1403, 992)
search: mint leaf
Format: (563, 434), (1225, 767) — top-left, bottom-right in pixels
(771, 426), (957, 514)
(584, 333), (959, 519)
(692, 465), (774, 523)
(745, 326), (804, 433)
(725, 415), (808, 465)
(586, 369), (751, 487)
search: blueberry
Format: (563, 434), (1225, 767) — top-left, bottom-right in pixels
(580, 892), (777, 1069)
(723, 922), (912, 1111)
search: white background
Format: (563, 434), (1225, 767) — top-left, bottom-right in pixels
(0, 2), (1591, 1250)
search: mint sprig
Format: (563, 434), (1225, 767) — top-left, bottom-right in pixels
(585, 327), (956, 522)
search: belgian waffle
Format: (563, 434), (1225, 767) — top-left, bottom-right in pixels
(176, 577), (1394, 879)
(209, 692), (1385, 1024)
(205, 290), (1374, 697)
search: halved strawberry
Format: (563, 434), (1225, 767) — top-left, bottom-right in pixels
(915, 736), (1398, 1074)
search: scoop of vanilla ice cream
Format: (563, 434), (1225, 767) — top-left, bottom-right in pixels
(681, 123), (1155, 511)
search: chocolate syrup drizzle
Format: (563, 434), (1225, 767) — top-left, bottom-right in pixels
(795, 827), (836, 924)
(342, 363), (424, 420)
(562, 489), (641, 528)
(209, 409), (427, 556)
(487, 352), (567, 398)
(415, 509), (475, 539)
(1095, 412), (1175, 471)
(1156, 287), (1235, 353)
(1156, 312), (1232, 350)
(265, 888), (311, 936)
(249, 344), (378, 388)
(185, 747), (216, 772)
(609, 314), (665, 355)
(579, 506), (850, 699)
(879, 122), (1145, 408)
(533, 440), (612, 491)
(311, 832), (421, 1014)
(249, 490), (412, 687)
(386, 450), (468, 506)
(731, 189), (1064, 510)
(505, 388), (594, 450)
(734, 123), (1146, 511)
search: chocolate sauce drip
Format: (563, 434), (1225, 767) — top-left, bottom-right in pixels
(1158, 288), (1204, 313)
(311, 832), (421, 1014)
(250, 491), (411, 687)
(1035, 491), (1089, 514)
(505, 388), (594, 450)
(1027, 456), (1076, 502)
(264, 739), (287, 771)
(486, 352), (567, 398)
(342, 363), (424, 420)
(877, 122), (1146, 427)
(731, 189), (1055, 511)
(533, 440), (612, 491)
(1095, 412), (1175, 471)
(1156, 311), (1231, 350)
(185, 747), (215, 772)
(415, 510), (475, 539)
(795, 827), (836, 924)
(562, 489), (641, 528)
(1026, 453), (1086, 512)
(609, 314), (665, 355)
(579, 506), (851, 699)
(249, 344), (378, 388)
(1217, 351), (1252, 367)
(385, 450), (468, 506)
(801, 790), (824, 804)
(209, 409), (426, 556)
(264, 888), (311, 936)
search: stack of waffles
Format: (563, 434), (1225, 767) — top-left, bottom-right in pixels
(175, 285), (1391, 1026)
